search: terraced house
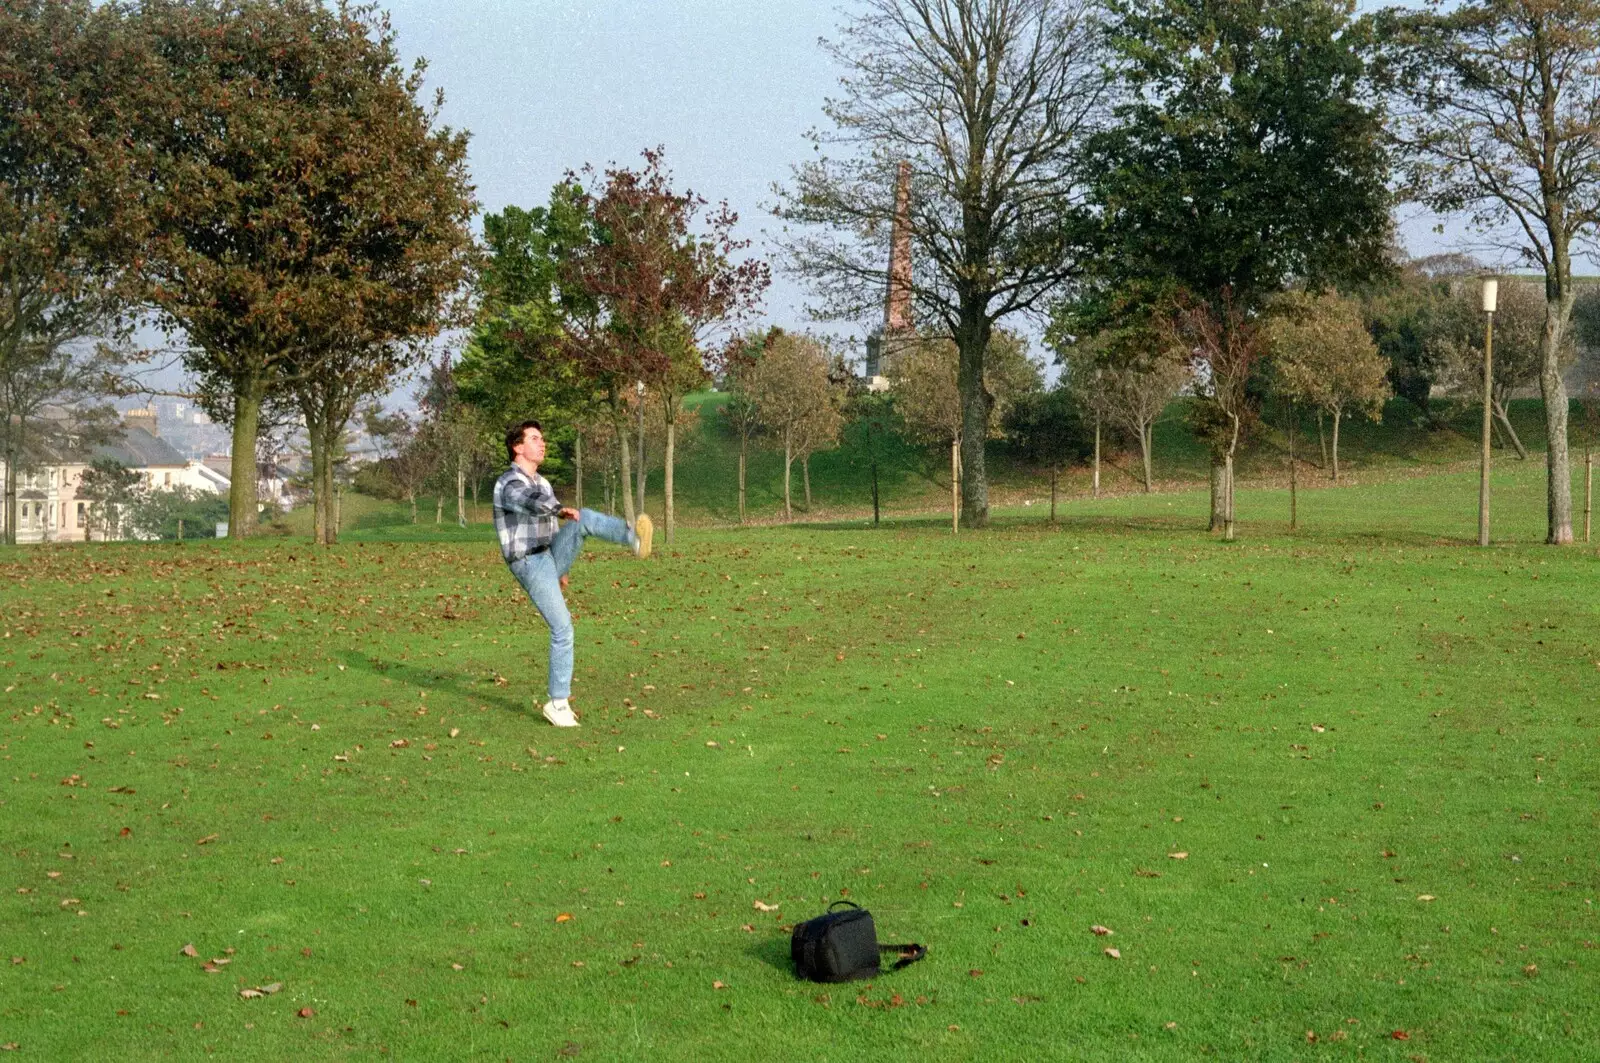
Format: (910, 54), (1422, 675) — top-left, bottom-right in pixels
(0, 409), (229, 543)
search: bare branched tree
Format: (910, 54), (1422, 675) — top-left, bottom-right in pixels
(776, 0), (1109, 527)
(1386, 0), (1600, 543)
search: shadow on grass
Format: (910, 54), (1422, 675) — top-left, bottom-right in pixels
(336, 648), (530, 718)
(747, 933), (793, 974)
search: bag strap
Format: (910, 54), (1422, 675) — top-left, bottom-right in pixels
(879, 943), (927, 970)
(827, 900), (862, 913)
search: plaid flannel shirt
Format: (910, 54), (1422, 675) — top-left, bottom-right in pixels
(493, 466), (561, 564)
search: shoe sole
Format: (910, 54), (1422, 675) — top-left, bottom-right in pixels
(635, 514), (653, 560)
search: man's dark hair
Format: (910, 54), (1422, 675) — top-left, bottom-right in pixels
(505, 420), (542, 462)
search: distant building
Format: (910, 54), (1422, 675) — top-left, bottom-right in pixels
(0, 408), (230, 543)
(863, 160), (916, 393)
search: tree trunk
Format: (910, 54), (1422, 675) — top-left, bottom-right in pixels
(802, 454), (812, 508)
(1209, 461), (1225, 531)
(1541, 251), (1575, 544)
(1585, 450), (1592, 544)
(1330, 406), (1342, 482)
(1288, 403), (1298, 531)
(664, 417), (676, 545)
(1223, 453), (1236, 542)
(737, 436), (747, 524)
(613, 399), (636, 525)
(334, 481), (342, 538)
(2, 438), (18, 546)
(951, 436), (960, 536)
(1092, 415), (1101, 499)
(1491, 398), (1529, 460)
(870, 452), (880, 526)
(228, 387), (263, 538)
(574, 433), (584, 510)
(456, 464), (467, 527)
(636, 384), (647, 521)
(309, 416), (330, 545)
(435, 496), (442, 524)
(1050, 466), (1058, 523)
(1139, 420), (1153, 492)
(408, 490), (417, 524)
(783, 429), (793, 522)
(955, 309), (992, 528)
(1316, 411), (1327, 469)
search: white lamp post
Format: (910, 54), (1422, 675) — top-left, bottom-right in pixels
(1478, 278), (1498, 547)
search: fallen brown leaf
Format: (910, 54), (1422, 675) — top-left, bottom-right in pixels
(239, 988), (263, 1000)
(712, 980), (728, 990)
(555, 912), (573, 924)
(195, 834), (219, 846)
(752, 900), (779, 912)
(1104, 948), (1121, 960)
(1168, 852), (1188, 860)
(1417, 894), (1435, 902)
(1390, 1029), (1409, 1040)
(297, 1007), (315, 1019)
(179, 944), (199, 958)
(1090, 925), (1114, 936)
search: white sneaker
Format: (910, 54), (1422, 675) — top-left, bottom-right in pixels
(633, 514), (653, 559)
(541, 700), (579, 728)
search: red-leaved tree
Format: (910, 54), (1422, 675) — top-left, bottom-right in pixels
(561, 149), (767, 537)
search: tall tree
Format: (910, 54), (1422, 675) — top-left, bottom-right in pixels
(563, 149), (766, 534)
(716, 330), (772, 524)
(778, 0), (1110, 528)
(1078, 0), (1393, 532)
(130, 0), (473, 538)
(0, 0), (144, 543)
(1266, 290), (1393, 482)
(1384, 0), (1600, 544)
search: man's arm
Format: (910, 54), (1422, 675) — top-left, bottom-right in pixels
(502, 477), (561, 518)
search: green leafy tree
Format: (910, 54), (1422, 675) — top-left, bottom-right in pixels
(130, 0), (473, 539)
(1078, 0), (1393, 535)
(0, 0), (143, 543)
(76, 457), (142, 540)
(1266, 290), (1393, 482)
(1004, 386), (1090, 520)
(127, 484), (229, 541)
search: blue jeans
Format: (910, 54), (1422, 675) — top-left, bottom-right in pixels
(507, 508), (636, 701)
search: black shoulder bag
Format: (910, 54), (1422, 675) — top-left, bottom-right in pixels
(790, 901), (927, 983)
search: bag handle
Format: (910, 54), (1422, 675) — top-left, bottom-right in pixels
(827, 900), (861, 913)
(879, 943), (927, 970)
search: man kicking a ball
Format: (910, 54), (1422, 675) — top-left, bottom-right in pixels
(494, 420), (652, 728)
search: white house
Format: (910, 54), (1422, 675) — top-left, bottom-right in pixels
(1, 409), (230, 543)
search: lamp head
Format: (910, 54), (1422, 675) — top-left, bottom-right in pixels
(1482, 278), (1499, 313)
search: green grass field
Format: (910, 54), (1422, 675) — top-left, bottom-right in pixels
(3, 456), (1597, 1061)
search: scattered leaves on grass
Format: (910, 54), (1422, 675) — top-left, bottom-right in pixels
(968, 969), (983, 978)
(195, 834), (219, 846)
(449, 728), (460, 738)
(1104, 948), (1121, 960)
(1134, 868), (1161, 878)
(712, 980), (727, 990)
(238, 982), (282, 1000)
(450, 963), (464, 971)
(555, 913), (572, 923)
(179, 944), (199, 958)
(1168, 852), (1188, 860)
(1091, 925), (1114, 936)
(752, 901), (779, 912)
(1417, 895), (1435, 902)
(297, 1007), (315, 1019)
(1523, 963), (1539, 977)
